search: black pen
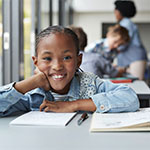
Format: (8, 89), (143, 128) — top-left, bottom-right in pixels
(77, 112), (89, 125)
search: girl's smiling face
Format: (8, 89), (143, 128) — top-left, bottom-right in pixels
(33, 33), (82, 94)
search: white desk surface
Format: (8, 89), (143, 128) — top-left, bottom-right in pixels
(125, 80), (150, 96)
(1, 113), (150, 150)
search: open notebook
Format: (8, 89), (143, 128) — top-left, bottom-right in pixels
(90, 108), (150, 132)
(10, 111), (77, 126)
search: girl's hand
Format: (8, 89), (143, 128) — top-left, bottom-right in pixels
(39, 100), (76, 113)
(14, 67), (51, 94)
(34, 67), (51, 91)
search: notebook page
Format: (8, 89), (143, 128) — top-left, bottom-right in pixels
(10, 111), (77, 126)
(91, 108), (150, 129)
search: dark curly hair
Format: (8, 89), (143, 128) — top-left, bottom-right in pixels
(35, 25), (79, 56)
(114, 0), (136, 18)
(68, 26), (87, 51)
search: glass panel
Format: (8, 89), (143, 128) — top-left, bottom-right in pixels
(0, 0), (2, 85)
(41, 0), (59, 28)
(24, 0), (31, 79)
(53, 0), (59, 25)
(41, 0), (49, 30)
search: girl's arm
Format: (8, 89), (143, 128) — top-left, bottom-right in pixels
(91, 80), (140, 113)
(39, 99), (96, 113)
(14, 71), (50, 94)
(0, 70), (51, 116)
(39, 80), (139, 113)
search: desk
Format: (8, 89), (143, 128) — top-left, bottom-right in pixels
(124, 80), (150, 107)
(126, 80), (150, 99)
(107, 79), (150, 100)
(0, 114), (150, 150)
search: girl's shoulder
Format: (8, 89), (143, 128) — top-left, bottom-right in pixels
(77, 72), (103, 85)
(77, 72), (103, 98)
(79, 71), (97, 78)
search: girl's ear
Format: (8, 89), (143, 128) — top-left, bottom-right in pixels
(32, 56), (38, 67)
(77, 53), (82, 68)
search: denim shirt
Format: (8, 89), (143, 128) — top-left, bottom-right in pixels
(120, 17), (142, 47)
(0, 72), (139, 116)
(117, 17), (147, 66)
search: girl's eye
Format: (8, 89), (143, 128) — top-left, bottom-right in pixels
(64, 56), (72, 60)
(43, 57), (52, 61)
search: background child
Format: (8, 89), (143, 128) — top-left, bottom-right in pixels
(69, 25), (126, 78)
(85, 24), (130, 64)
(0, 26), (139, 117)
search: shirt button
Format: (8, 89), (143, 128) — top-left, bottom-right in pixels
(100, 105), (105, 110)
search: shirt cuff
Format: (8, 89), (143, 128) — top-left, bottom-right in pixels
(90, 93), (110, 113)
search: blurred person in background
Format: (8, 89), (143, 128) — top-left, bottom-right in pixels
(114, 0), (147, 80)
(69, 25), (129, 78)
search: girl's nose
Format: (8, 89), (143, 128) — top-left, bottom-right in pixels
(51, 60), (63, 71)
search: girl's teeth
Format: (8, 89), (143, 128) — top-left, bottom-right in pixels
(53, 75), (64, 79)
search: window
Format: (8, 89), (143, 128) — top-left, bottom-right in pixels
(0, 0), (2, 85)
(24, 0), (31, 79)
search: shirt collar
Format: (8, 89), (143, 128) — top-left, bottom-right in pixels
(67, 74), (80, 100)
(28, 74), (80, 100)
(28, 88), (45, 96)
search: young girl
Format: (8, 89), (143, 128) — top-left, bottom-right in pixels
(0, 26), (139, 116)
